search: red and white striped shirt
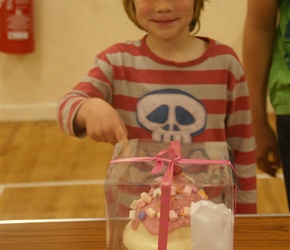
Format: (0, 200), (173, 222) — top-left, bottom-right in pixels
(57, 36), (257, 214)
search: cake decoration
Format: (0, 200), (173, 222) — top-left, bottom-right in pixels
(122, 164), (209, 249)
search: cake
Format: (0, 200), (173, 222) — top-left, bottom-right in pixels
(122, 165), (208, 250)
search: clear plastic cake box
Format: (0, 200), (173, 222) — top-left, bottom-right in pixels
(104, 139), (237, 250)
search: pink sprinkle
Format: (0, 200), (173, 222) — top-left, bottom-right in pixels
(191, 185), (198, 193)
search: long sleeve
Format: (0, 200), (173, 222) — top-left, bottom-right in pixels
(57, 52), (114, 136)
(225, 67), (257, 214)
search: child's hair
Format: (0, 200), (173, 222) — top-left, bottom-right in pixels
(122, 0), (206, 33)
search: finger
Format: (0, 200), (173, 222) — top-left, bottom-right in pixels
(90, 133), (107, 143)
(115, 128), (128, 144)
(122, 122), (128, 137)
(100, 127), (127, 145)
(103, 129), (120, 145)
(257, 158), (276, 177)
(87, 126), (113, 144)
(113, 120), (128, 143)
(271, 149), (281, 169)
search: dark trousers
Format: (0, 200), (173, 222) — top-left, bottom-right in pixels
(276, 114), (290, 210)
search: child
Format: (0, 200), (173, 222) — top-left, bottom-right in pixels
(57, 0), (257, 214)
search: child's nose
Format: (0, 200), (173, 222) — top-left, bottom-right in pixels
(155, 0), (174, 12)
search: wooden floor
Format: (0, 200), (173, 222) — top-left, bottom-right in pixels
(1, 117), (289, 221)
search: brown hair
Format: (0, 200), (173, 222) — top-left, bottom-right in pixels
(122, 0), (206, 33)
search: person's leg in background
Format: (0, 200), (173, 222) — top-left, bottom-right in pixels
(276, 114), (290, 211)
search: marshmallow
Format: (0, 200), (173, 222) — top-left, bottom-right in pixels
(141, 192), (152, 203)
(129, 200), (137, 210)
(186, 176), (196, 184)
(129, 210), (136, 220)
(171, 186), (176, 196)
(169, 210), (178, 221)
(153, 188), (162, 198)
(183, 207), (190, 217)
(136, 199), (147, 208)
(146, 208), (157, 218)
(183, 185), (192, 196)
(153, 176), (163, 185)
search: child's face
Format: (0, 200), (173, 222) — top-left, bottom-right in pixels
(133, 0), (194, 41)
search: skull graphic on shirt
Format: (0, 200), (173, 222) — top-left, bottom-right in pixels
(136, 89), (207, 144)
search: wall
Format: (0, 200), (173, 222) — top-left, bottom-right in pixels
(2, 0), (259, 121)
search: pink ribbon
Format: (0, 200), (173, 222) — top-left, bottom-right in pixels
(110, 141), (236, 250)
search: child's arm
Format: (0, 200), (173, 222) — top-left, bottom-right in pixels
(57, 44), (129, 145)
(223, 45), (258, 214)
(73, 98), (128, 145)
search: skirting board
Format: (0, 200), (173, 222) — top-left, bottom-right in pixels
(1, 103), (58, 121)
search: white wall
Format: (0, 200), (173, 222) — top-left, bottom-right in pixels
(2, 0), (264, 121)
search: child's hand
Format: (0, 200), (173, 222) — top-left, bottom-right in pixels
(73, 98), (128, 145)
